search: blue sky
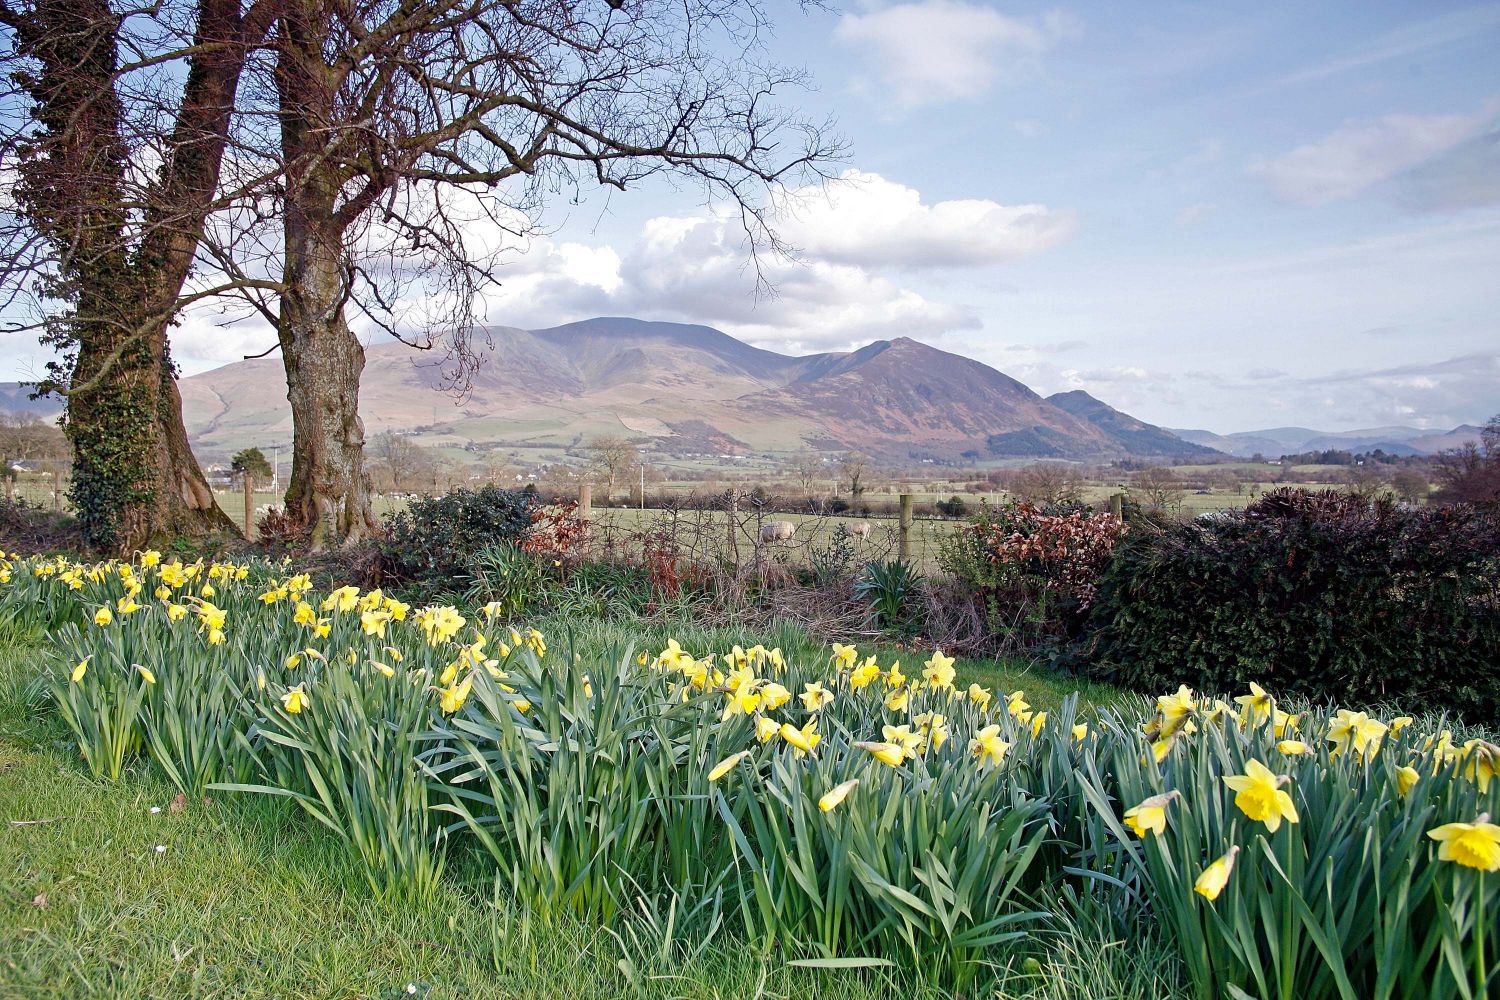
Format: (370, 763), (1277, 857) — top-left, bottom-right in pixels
(5, 1), (1498, 433)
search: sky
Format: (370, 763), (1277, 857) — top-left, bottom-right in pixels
(5, 0), (1500, 434)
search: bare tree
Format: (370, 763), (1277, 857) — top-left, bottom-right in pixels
(1343, 463), (1391, 502)
(789, 449), (823, 497)
(1391, 469), (1430, 505)
(839, 451), (870, 498)
(1008, 463), (1085, 506)
(1131, 466), (1184, 515)
(368, 431), (436, 493)
(587, 434), (638, 499)
(1432, 415), (1500, 503)
(246, 0), (839, 546)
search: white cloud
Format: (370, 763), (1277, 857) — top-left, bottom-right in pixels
(471, 170), (1070, 351)
(834, 1), (1076, 107)
(779, 170), (1075, 269)
(1253, 99), (1500, 206)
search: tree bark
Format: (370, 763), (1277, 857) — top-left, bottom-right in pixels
(275, 12), (377, 548)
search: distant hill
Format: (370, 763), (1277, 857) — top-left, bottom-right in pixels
(1047, 390), (1221, 460)
(0, 383), (61, 420)
(1169, 423), (1481, 458)
(171, 317), (1209, 464)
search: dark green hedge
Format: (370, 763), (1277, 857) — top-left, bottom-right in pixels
(1076, 489), (1500, 721)
(381, 485), (539, 583)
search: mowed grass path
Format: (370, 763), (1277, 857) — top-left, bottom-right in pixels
(0, 620), (1149, 1000)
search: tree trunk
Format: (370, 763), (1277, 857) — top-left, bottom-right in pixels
(16, 0), (254, 549)
(277, 171), (377, 548)
(275, 6), (378, 548)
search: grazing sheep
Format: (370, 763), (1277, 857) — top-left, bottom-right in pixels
(840, 520), (872, 541)
(760, 520), (797, 544)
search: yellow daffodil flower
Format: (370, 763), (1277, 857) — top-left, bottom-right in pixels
(1224, 758), (1300, 832)
(1427, 814), (1500, 871)
(708, 750), (751, 781)
(818, 778), (859, 813)
(1123, 790), (1180, 838)
(281, 684), (308, 714)
(921, 650), (955, 690)
(970, 724), (1011, 768)
(800, 682), (834, 712)
(1397, 765), (1420, 798)
(856, 740), (907, 767)
(1194, 846), (1239, 901)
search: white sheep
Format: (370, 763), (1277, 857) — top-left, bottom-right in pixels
(840, 520), (872, 541)
(760, 520), (797, 544)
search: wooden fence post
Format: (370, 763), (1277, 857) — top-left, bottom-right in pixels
(577, 482), (592, 521)
(727, 490), (740, 565)
(899, 493), (913, 560)
(1109, 492), (1124, 520)
(243, 475), (254, 540)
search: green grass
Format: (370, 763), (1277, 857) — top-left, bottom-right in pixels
(0, 619), (1172, 1000)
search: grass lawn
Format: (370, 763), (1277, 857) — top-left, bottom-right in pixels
(0, 618), (1172, 999)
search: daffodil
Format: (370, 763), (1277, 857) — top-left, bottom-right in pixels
(759, 681), (791, 711)
(856, 740), (907, 767)
(1276, 740), (1311, 756)
(1427, 814), (1500, 871)
(1327, 709), (1387, 759)
(970, 724), (1011, 768)
(93, 607), (113, 627)
(136, 665), (156, 685)
(921, 650), (955, 690)
(967, 683), (992, 711)
(818, 779), (859, 813)
(800, 681), (834, 712)
(708, 750), (751, 781)
(884, 686), (910, 713)
(849, 658), (882, 690)
(1005, 690), (1029, 718)
(281, 684), (308, 714)
(1235, 682), (1273, 726)
(1072, 723), (1089, 741)
(831, 642), (858, 669)
(438, 676), (474, 714)
(754, 715), (781, 743)
(1123, 790), (1180, 838)
(1460, 740), (1498, 792)
(781, 720), (820, 756)
(1224, 758), (1300, 832)
(721, 684), (762, 720)
(882, 723), (923, 758)
(1397, 765), (1420, 798)
(70, 657), (90, 683)
(1030, 711), (1047, 737)
(1194, 846), (1239, 901)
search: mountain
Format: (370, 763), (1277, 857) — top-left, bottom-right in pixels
(1169, 423), (1482, 458)
(0, 383), (61, 419)
(1046, 390), (1221, 460)
(171, 317), (1206, 464)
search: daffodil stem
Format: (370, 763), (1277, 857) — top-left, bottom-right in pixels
(1477, 871), (1488, 996)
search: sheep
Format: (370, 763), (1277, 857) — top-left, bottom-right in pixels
(760, 520), (797, 545)
(840, 520), (872, 541)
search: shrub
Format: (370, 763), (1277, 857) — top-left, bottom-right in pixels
(935, 495), (968, 518)
(854, 558), (923, 633)
(381, 485), (539, 582)
(938, 500), (1124, 648)
(1077, 489), (1500, 721)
